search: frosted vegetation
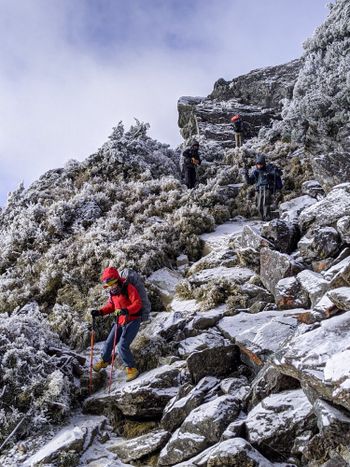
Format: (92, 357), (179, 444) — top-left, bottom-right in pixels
(0, 303), (79, 447)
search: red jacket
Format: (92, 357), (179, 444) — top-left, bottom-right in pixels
(100, 280), (142, 326)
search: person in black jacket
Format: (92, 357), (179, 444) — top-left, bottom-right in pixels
(244, 154), (283, 220)
(182, 141), (201, 189)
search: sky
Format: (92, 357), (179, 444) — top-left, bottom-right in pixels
(0, 0), (331, 207)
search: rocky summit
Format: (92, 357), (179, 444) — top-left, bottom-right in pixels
(1, 1), (350, 467)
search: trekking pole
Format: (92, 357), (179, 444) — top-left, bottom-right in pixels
(108, 318), (119, 393)
(89, 316), (96, 395)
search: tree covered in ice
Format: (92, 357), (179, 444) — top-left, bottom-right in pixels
(275, 0), (350, 189)
(0, 303), (81, 447)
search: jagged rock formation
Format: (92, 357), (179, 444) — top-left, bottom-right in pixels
(1, 1), (350, 466)
(178, 60), (301, 153)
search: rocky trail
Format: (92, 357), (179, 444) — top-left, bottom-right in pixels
(19, 196), (350, 466)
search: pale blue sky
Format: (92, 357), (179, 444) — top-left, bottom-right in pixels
(0, 0), (331, 206)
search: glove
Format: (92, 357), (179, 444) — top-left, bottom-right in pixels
(91, 309), (101, 318)
(114, 308), (128, 317)
(239, 167), (248, 175)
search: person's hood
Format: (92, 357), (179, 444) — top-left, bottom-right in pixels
(256, 154), (266, 165)
(101, 267), (120, 283)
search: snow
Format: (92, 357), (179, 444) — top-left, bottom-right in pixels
(324, 350), (350, 385)
(190, 266), (255, 285)
(169, 298), (201, 313)
(246, 389), (312, 441)
(200, 218), (262, 253)
(279, 195), (317, 223)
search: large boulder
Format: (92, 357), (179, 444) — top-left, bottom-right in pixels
(299, 184), (350, 232)
(246, 389), (315, 460)
(158, 395), (240, 465)
(274, 276), (310, 309)
(23, 416), (107, 467)
(260, 219), (299, 254)
(217, 309), (305, 371)
(273, 313), (350, 412)
(186, 344), (239, 383)
(174, 437), (278, 467)
(296, 269), (330, 307)
(260, 248), (304, 294)
(107, 428), (171, 463)
(161, 377), (220, 432)
(83, 361), (191, 418)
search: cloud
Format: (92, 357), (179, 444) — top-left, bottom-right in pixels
(0, 0), (329, 206)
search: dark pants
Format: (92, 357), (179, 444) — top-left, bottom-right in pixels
(234, 132), (242, 147)
(185, 168), (197, 189)
(102, 318), (141, 368)
(256, 186), (272, 220)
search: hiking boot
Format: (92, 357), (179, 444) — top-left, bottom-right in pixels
(93, 359), (109, 372)
(125, 367), (139, 382)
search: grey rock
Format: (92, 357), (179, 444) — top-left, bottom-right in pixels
(240, 224), (273, 250)
(161, 377), (220, 432)
(275, 276), (310, 310)
(107, 429), (170, 463)
(217, 309), (304, 371)
(186, 344), (239, 384)
(83, 361), (190, 418)
(300, 227), (341, 261)
(260, 247), (304, 295)
(337, 216), (350, 244)
(326, 287), (350, 311)
(279, 195), (318, 224)
(246, 390), (315, 460)
(158, 395), (240, 465)
(177, 437), (278, 466)
(273, 312), (350, 412)
(177, 329), (229, 358)
(299, 184), (350, 233)
(246, 364), (300, 411)
(296, 270), (330, 307)
(23, 416), (107, 467)
(260, 219), (300, 254)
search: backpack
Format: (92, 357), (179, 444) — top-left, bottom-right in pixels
(120, 268), (151, 322)
(272, 166), (283, 190)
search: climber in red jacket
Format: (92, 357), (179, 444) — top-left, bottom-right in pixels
(90, 267), (142, 382)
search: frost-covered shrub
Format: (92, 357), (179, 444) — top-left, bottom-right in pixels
(0, 303), (80, 446)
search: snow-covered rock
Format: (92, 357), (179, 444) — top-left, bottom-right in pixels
(158, 395), (240, 465)
(148, 267), (184, 306)
(217, 309), (304, 370)
(84, 361), (190, 418)
(106, 428), (171, 463)
(273, 313), (350, 412)
(161, 377), (220, 432)
(23, 416), (107, 467)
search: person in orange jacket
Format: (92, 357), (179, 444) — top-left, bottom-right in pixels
(91, 267), (142, 382)
(230, 114), (243, 147)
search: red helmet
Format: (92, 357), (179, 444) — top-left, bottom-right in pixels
(230, 114), (241, 122)
(101, 267), (120, 287)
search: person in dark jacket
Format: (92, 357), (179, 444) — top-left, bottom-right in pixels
(244, 154), (283, 220)
(231, 114), (243, 147)
(91, 267), (142, 382)
(182, 141), (201, 189)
